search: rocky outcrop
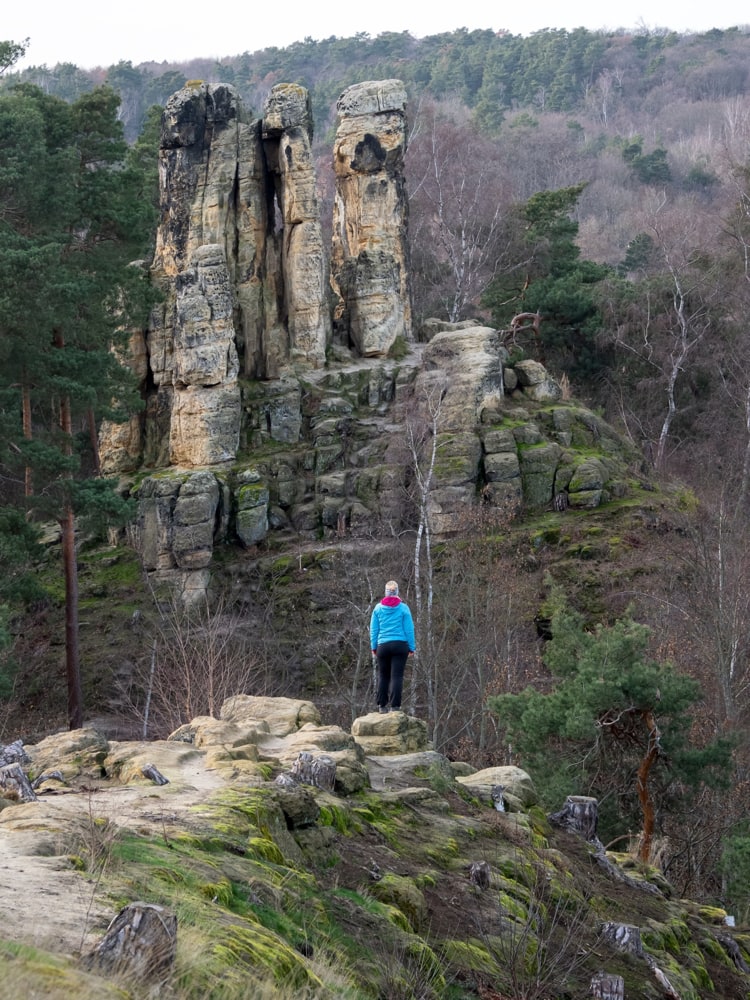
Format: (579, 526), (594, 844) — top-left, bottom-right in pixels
(5, 697), (746, 1000)
(331, 80), (411, 356)
(97, 80), (638, 600)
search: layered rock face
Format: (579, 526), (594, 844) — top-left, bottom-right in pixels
(331, 80), (411, 357)
(99, 81), (636, 602)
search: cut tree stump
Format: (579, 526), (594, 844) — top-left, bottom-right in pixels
(602, 921), (643, 956)
(83, 901), (177, 979)
(141, 763), (169, 785)
(0, 762), (37, 802)
(549, 795), (599, 840)
(0, 740), (31, 767)
(590, 971), (625, 999)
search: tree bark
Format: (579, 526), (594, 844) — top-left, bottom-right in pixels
(83, 902), (177, 979)
(0, 762), (37, 802)
(590, 972), (624, 999)
(22, 382), (32, 497)
(55, 330), (83, 730)
(549, 795), (599, 841)
(636, 710), (660, 863)
(61, 503), (82, 729)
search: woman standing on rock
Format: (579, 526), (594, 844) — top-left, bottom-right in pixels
(370, 580), (415, 713)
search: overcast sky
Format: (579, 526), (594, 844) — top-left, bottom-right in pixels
(6, 0), (749, 70)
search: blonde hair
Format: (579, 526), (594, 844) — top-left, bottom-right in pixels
(385, 580), (399, 595)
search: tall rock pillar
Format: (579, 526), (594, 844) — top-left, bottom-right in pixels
(148, 83), (257, 466)
(331, 80), (412, 357)
(262, 84), (330, 371)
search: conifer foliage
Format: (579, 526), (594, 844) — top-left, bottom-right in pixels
(489, 594), (734, 861)
(0, 65), (155, 727)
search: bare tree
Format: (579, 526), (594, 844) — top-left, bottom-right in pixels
(126, 594), (266, 737)
(407, 101), (512, 323)
(602, 192), (719, 471)
(402, 377), (445, 726)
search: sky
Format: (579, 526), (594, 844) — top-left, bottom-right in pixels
(5, 0), (750, 70)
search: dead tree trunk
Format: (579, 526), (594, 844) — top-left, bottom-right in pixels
(0, 763), (37, 802)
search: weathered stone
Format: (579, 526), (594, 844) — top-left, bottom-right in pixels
(26, 728), (110, 781)
(518, 442), (563, 510)
(220, 695), (321, 735)
(168, 716), (271, 748)
(263, 84), (330, 370)
(455, 765), (538, 810)
(103, 741), (204, 784)
(169, 244), (241, 465)
(351, 712), (430, 755)
(569, 457), (608, 493)
(331, 80), (411, 356)
(418, 317), (483, 342)
(484, 452), (521, 483)
(235, 469), (270, 547)
(274, 784), (321, 828)
(136, 471), (222, 572)
(514, 359), (562, 401)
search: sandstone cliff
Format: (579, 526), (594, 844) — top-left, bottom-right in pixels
(98, 81), (638, 603)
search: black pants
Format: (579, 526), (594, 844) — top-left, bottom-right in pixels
(376, 640), (409, 710)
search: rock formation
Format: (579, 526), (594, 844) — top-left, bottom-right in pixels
(97, 81), (637, 601)
(331, 79), (411, 357)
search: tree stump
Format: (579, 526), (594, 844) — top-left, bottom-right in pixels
(469, 861), (491, 889)
(602, 922), (643, 956)
(290, 751), (336, 791)
(549, 795), (599, 840)
(83, 902), (177, 979)
(0, 762), (37, 802)
(590, 971), (625, 999)
(0, 739), (30, 767)
(490, 785), (506, 811)
(141, 763), (169, 785)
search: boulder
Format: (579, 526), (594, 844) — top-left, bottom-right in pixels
(26, 728), (110, 782)
(513, 360), (562, 402)
(351, 711), (430, 755)
(262, 84), (330, 370)
(220, 695), (321, 735)
(455, 765), (538, 811)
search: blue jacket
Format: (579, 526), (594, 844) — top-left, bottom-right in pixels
(370, 597), (416, 652)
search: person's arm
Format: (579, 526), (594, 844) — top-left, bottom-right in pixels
(403, 605), (416, 653)
(370, 607), (379, 653)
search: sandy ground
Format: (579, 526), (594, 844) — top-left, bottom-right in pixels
(0, 744), (224, 956)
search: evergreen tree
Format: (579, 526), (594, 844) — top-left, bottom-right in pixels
(482, 184), (611, 381)
(489, 595), (733, 861)
(0, 77), (155, 727)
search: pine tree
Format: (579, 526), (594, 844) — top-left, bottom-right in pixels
(489, 594), (733, 861)
(0, 76), (156, 727)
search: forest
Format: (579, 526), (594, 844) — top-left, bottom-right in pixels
(3, 24), (750, 923)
